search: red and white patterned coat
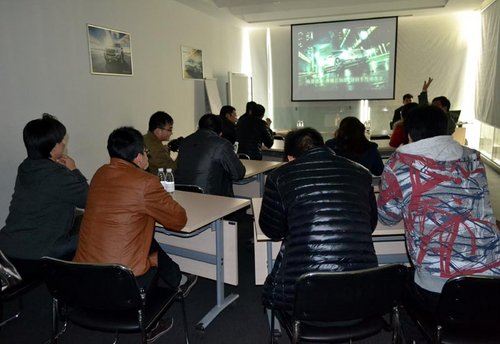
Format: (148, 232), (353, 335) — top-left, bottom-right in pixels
(378, 135), (500, 293)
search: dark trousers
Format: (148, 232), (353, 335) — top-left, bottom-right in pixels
(404, 269), (441, 314)
(7, 257), (44, 281)
(136, 239), (181, 292)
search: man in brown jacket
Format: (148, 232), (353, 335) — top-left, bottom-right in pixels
(143, 111), (176, 175)
(74, 126), (196, 342)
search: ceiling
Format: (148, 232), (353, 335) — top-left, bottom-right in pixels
(175, 0), (487, 27)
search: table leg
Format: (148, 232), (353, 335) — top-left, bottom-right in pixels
(196, 219), (239, 330)
(265, 241), (281, 335)
(257, 173), (264, 197)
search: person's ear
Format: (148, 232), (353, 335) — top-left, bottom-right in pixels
(152, 127), (162, 139)
(132, 152), (142, 165)
(133, 152), (148, 170)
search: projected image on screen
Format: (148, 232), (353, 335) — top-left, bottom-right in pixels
(292, 17), (398, 101)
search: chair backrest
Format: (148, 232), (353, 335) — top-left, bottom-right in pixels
(175, 184), (204, 193)
(293, 264), (407, 322)
(437, 275), (500, 329)
(41, 257), (143, 311)
(238, 153), (251, 160)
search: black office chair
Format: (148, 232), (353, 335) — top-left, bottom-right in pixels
(41, 257), (189, 344)
(406, 275), (500, 343)
(0, 278), (41, 327)
(238, 153), (251, 160)
(175, 184), (204, 193)
(271, 264), (408, 344)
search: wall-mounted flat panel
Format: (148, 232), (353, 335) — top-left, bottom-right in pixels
(228, 72), (252, 114)
(204, 78), (222, 114)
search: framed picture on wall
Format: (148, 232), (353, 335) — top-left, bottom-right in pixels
(181, 45), (203, 79)
(87, 24), (133, 76)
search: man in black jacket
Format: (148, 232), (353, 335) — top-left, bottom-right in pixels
(219, 105), (237, 144)
(259, 127), (378, 311)
(236, 103), (274, 160)
(175, 114), (246, 197)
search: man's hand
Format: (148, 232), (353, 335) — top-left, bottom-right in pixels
(167, 137), (184, 152)
(56, 154), (77, 171)
(422, 77), (433, 92)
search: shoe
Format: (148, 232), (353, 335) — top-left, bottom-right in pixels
(179, 273), (198, 298)
(146, 317), (173, 343)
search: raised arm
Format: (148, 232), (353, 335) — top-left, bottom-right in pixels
(418, 77), (433, 105)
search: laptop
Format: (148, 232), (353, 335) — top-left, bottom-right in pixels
(449, 110), (461, 123)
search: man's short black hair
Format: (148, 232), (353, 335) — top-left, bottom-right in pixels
(252, 104), (265, 119)
(245, 101), (257, 114)
(219, 105), (235, 117)
(432, 96), (451, 112)
(107, 126), (145, 163)
(404, 105), (448, 142)
(148, 111), (173, 132)
(400, 102), (419, 120)
(23, 113), (66, 159)
(403, 93), (413, 101)
(284, 127), (324, 158)
(199, 113), (222, 134)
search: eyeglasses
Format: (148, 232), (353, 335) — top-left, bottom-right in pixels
(161, 127), (173, 132)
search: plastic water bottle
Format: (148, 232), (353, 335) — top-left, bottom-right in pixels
(158, 168), (168, 191)
(165, 168), (175, 194)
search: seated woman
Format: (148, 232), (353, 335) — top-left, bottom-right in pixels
(325, 116), (384, 176)
(389, 102), (418, 148)
(0, 114), (88, 280)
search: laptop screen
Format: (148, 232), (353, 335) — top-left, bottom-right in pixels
(449, 110), (461, 123)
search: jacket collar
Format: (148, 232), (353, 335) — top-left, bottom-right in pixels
(109, 157), (141, 169)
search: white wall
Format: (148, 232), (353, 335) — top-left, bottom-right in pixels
(0, 0), (245, 224)
(250, 13), (475, 136)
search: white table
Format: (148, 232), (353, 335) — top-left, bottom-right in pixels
(262, 140), (285, 161)
(155, 191), (250, 330)
(234, 159), (284, 198)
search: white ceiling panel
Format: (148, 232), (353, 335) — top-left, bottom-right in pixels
(175, 0), (486, 26)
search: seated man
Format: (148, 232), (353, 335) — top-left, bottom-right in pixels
(417, 77), (456, 134)
(260, 127), (378, 311)
(175, 114), (246, 197)
(74, 127), (197, 341)
(143, 111), (177, 175)
(236, 104), (274, 160)
(0, 113), (89, 280)
(0, 113), (88, 280)
(378, 105), (500, 313)
(219, 105), (237, 144)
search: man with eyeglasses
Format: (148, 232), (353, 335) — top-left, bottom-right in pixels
(143, 111), (177, 175)
(219, 105), (237, 144)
